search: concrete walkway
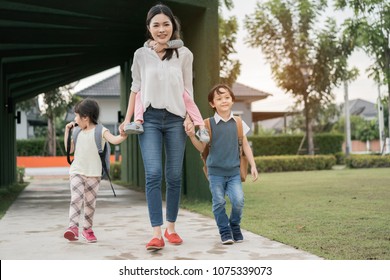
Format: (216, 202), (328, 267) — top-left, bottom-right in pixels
(0, 169), (322, 260)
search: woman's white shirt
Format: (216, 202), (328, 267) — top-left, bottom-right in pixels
(131, 46), (193, 118)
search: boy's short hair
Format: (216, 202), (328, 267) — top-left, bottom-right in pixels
(208, 84), (236, 110)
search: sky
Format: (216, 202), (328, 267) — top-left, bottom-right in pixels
(75, 0), (384, 112)
(226, 0), (383, 112)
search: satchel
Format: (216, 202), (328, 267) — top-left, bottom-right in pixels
(201, 116), (248, 182)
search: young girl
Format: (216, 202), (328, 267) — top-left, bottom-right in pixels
(63, 98), (127, 243)
(124, 39), (210, 142)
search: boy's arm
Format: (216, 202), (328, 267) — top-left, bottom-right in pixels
(103, 130), (128, 145)
(242, 136), (259, 181)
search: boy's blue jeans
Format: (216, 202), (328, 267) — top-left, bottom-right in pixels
(139, 107), (187, 227)
(208, 174), (244, 235)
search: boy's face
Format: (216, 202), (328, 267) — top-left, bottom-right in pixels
(209, 88), (234, 114)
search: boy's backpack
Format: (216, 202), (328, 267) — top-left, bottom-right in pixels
(66, 124), (116, 196)
(200, 116), (248, 182)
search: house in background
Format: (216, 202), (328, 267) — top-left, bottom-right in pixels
(15, 99), (46, 139)
(343, 98), (378, 120)
(257, 98), (379, 133)
(65, 72), (271, 135)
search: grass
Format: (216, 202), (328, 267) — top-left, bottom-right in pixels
(180, 168), (390, 260)
(0, 183), (28, 219)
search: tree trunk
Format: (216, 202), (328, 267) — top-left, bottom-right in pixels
(47, 117), (56, 156)
(307, 117), (314, 155)
(387, 79), (390, 140)
(304, 96), (315, 155)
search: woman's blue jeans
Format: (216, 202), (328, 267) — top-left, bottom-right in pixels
(208, 174), (244, 235)
(139, 107), (186, 227)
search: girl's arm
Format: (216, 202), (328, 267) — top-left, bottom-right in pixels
(242, 136), (259, 182)
(145, 39), (184, 52)
(64, 122), (75, 154)
(103, 130), (128, 145)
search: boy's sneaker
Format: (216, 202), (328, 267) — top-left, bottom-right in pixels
(196, 128), (210, 143)
(82, 228), (97, 243)
(220, 232), (234, 245)
(64, 226), (78, 241)
(231, 225), (244, 243)
(124, 122), (144, 134)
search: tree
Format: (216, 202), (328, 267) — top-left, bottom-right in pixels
(335, 0), (390, 138)
(289, 103), (341, 133)
(41, 85), (79, 156)
(219, 0), (241, 86)
(244, 0), (356, 154)
(333, 115), (379, 141)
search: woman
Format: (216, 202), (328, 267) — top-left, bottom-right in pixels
(119, 3), (192, 251)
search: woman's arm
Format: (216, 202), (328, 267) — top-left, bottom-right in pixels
(119, 91), (137, 135)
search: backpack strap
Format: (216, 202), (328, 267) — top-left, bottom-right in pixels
(66, 126), (81, 165)
(94, 124), (104, 154)
(94, 124), (116, 197)
(204, 118), (212, 144)
(233, 116), (244, 157)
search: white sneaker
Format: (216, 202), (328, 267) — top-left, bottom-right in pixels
(124, 122), (144, 134)
(196, 128), (210, 143)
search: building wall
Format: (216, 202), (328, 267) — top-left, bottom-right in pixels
(232, 102), (253, 135)
(16, 111), (28, 139)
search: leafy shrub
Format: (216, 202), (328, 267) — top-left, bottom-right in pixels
(248, 133), (343, 156)
(110, 162), (121, 180)
(255, 155), (336, 173)
(345, 155), (390, 168)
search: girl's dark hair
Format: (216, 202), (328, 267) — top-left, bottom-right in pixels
(208, 84), (236, 111)
(146, 3), (180, 60)
(74, 98), (99, 124)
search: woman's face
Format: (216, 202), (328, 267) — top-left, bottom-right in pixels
(148, 13), (173, 45)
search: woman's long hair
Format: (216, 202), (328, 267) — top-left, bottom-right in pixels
(146, 3), (181, 60)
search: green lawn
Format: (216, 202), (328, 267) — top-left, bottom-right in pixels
(0, 183), (27, 219)
(181, 168), (390, 260)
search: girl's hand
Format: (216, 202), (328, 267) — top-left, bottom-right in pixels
(65, 122), (76, 130)
(152, 42), (166, 53)
(148, 40), (156, 48)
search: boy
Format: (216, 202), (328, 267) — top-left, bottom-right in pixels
(186, 84), (258, 244)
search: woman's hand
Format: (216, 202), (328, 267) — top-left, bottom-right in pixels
(118, 122), (127, 136)
(183, 115), (195, 137)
